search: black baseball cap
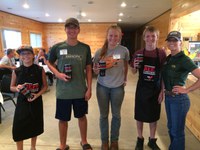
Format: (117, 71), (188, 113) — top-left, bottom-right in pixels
(17, 46), (34, 55)
(165, 31), (182, 41)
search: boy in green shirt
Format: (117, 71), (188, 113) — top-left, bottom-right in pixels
(48, 18), (92, 150)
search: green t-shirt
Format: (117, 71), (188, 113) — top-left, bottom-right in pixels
(49, 41), (92, 99)
(162, 51), (198, 91)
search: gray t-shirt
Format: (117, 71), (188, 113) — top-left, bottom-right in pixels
(93, 45), (130, 88)
(49, 41), (92, 99)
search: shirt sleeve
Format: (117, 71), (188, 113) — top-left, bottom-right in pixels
(124, 47), (130, 61)
(183, 56), (198, 72)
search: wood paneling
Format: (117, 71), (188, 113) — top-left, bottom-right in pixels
(0, 11), (114, 57)
(134, 10), (171, 52)
(0, 11), (44, 57)
(44, 23), (113, 55)
(171, 0), (200, 18)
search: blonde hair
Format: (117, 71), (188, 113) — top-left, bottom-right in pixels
(100, 25), (122, 58)
(143, 26), (159, 38)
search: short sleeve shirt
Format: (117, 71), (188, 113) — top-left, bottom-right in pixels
(0, 55), (15, 66)
(48, 41), (92, 99)
(162, 51), (198, 91)
(93, 45), (130, 88)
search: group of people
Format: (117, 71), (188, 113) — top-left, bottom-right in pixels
(8, 17), (200, 150)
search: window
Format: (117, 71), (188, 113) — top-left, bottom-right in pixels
(2, 29), (22, 49)
(30, 33), (42, 48)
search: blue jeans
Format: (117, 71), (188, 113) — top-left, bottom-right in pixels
(165, 94), (190, 150)
(96, 83), (125, 143)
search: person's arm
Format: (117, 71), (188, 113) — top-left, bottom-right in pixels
(172, 68), (200, 94)
(46, 60), (69, 82)
(10, 71), (23, 92)
(158, 79), (165, 103)
(85, 64), (92, 101)
(0, 64), (16, 70)
(124, 60), (128, 86)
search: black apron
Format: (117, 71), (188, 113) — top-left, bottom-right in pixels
(12, 64), (44, 142)
(135, 48), (161, 122)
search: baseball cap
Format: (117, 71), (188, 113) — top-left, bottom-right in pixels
(65, 18), (79, 28)
(17, 46), (34, 55)
(165, 31), (182, 41)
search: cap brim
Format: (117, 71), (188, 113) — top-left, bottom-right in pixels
(17, 49), (33, 55)
(165, 36), (180, 41)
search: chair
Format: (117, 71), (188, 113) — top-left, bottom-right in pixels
(0, 74), (16, 112)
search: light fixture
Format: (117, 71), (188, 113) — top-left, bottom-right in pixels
(81, 12), (86, 17)
(118, 19), (122, 22)
(58, 18), (63, 22)
(45, 13), (50, 17)
(121, 2), (126, 7)
(88, 19), (92, 22)
(22, 0), (30, 9)
(119, 13), (123, 16)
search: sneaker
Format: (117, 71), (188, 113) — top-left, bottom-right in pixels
(135, 137), (144, 150)
(147, 137), (161, 150)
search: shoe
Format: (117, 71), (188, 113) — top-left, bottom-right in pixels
(135, 137), (144, 150)
(80, 142), (93, 150)
(101, 142), (109, 150)
(147, 137), (161, 150)
(56, 145), (70, 150)
(110, 141), (118, 150)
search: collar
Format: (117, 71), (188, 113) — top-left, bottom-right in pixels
(171, 51), (184, 58)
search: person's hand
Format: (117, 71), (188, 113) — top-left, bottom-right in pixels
(172, 85), (188, 94)
(93, 63), (99, 74)
(39, 56), (47, 64)
(16, 84), (24, 92)
(55, 72), (71, 82)
(85, 89), (91, 101)
(11, 66), (16, 70)
(27, 93), (37, 102)
(134, 58), (140, 69)
(158, 90), (164, 104)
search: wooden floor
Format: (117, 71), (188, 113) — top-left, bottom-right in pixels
(0, 68), (200, 150)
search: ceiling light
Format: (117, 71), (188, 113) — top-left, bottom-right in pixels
(23, 3), (30, 9)
(45, 13), (49, 17)
(81, 12), (86, 17)
(121, 2), (126, 7)
(119, 13), (123, 16)
(58, 18), (63, 22)
(118, 19), (122, 22)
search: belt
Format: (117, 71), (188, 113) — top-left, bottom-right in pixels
(164, 90), (179, 97)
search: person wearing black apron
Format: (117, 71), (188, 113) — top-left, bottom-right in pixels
(131, 26), (166, 150)
(10, 46), (47, 150)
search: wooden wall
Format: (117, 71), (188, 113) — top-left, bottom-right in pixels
(169, 0), (200, 141)
(0, 11), (113, 57)
(44, 23), (113, 55)
(134, 10), (171, 52)
(0, 11), (44, 57)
